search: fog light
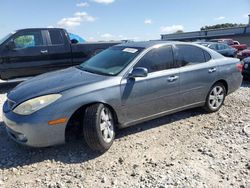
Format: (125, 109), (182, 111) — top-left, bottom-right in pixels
(16, 133), (27, 142)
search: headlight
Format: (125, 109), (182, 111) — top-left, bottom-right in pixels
(13, 94), (61, 115)
(245, 63), (249, 69)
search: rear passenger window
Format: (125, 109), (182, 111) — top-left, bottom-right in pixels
(174, 45), (206, 66)
(203, 50), (211, 61)
(135, 45), (174, 73)
(49, 30), (64, 45)
(218, 44), (227, 50)
(209, 44), (217, 50)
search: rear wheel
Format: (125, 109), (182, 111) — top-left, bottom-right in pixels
(83, 104), (115, 152)
(204, 83), (226, 113)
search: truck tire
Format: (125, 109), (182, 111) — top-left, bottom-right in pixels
(204, 83), (226, 113)
(83, 103), (115, 152)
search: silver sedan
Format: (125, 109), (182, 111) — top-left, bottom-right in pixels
(3, 41), (243, 152)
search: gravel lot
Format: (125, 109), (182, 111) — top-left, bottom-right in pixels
(0, 81), (249, 188)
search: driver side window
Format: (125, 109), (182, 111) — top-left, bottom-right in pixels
(135, 45), (174, 73)
(13, 31), (44, 49)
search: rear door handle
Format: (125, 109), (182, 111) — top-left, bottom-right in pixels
(208, 68), (216, 73)
(41, 50), (48, 54)
(168, 75), (179, 82)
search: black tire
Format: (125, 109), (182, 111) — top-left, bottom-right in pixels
(83, 103), (115, 152)
(204, 82), (226, 113)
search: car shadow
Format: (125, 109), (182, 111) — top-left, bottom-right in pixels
(0, 107), (204, 170)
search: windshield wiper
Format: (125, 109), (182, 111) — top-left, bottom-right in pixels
(76, 65), (111, 76)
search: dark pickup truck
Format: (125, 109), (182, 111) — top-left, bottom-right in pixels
(0, 28), (120, 80)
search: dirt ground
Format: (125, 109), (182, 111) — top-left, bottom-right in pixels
(0, 82), (249, 188)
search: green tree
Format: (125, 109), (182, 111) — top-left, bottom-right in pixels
(200, 23), (247, 31)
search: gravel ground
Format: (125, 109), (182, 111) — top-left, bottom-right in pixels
(0, 82), (249, 188)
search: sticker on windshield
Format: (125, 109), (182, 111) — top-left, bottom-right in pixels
(123, 48), (138, 53)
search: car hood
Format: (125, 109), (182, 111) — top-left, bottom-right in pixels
(7, 67), (110, 103)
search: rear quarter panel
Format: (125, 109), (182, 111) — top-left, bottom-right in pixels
(217, 57), (242, 94)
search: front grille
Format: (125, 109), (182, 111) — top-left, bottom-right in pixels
(7, 99), (16, 110)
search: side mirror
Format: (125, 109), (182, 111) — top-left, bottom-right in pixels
(129, 67), (148, 78)
(71, 39), (79, 44)
(5, 40), (15, 50)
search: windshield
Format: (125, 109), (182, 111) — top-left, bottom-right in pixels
(78, 46), (144, 76)
(0, 32), (14, 45)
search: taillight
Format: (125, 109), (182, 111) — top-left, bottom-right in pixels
(236, 63), (243, 72)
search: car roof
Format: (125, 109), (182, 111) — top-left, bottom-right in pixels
(198, 41), (229, 45)
(196, 42), (217, 44)
(116, 40), (225, 60)
(117, 40), (190, 48)
(15, 28), (65, 32)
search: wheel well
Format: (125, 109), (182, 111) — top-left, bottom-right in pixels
(65, 102), (118, 142)
(214, 80), (228, 94)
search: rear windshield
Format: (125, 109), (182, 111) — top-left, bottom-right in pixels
(79, 46), (144, 76)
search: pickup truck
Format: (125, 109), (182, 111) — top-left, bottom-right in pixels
(210, 38), (247, 51)
(0, 28), (120, 80)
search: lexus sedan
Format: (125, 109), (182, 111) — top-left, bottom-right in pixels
(197, 42), (237, 57)
(3, 41), (243, 152)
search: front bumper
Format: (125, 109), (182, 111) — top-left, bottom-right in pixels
(2, 102), (68, 147)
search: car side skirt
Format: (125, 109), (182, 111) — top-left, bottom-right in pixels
(119, 101), (205, 128)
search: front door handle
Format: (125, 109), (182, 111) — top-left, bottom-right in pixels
(41, 50), (48, 54)
(208, 68), (216, 73)
(168, 75), (179, 82)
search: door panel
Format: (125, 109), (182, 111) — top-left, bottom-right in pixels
(178, 62), (217, 106)
(120, 45), (180, 124)
(120, 69), (180, 124)
(46, 30), (72, 72)
(0, 30), (50, 79)
(173, 44), (217, 106)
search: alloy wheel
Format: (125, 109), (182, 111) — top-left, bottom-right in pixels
(208, 86), (225, 110)
(100, 107), (114, 143)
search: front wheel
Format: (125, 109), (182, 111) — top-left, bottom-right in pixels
(83, 104), (115, 152)
(204, 83), (226, 113)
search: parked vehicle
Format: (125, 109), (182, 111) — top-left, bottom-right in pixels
(237, 47), (250, 60)
(197, 42), (237, 57)
(0, 28), (120, 80)
(3, 41), (243, 152)
(242, 57), (250, 79)
(231, 41), (248, 51)
(210, 38), (247, 51)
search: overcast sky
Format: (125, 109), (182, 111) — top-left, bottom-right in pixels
(0, 0), (249, 41)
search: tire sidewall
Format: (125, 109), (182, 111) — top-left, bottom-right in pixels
(95, 104), (115, 150)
